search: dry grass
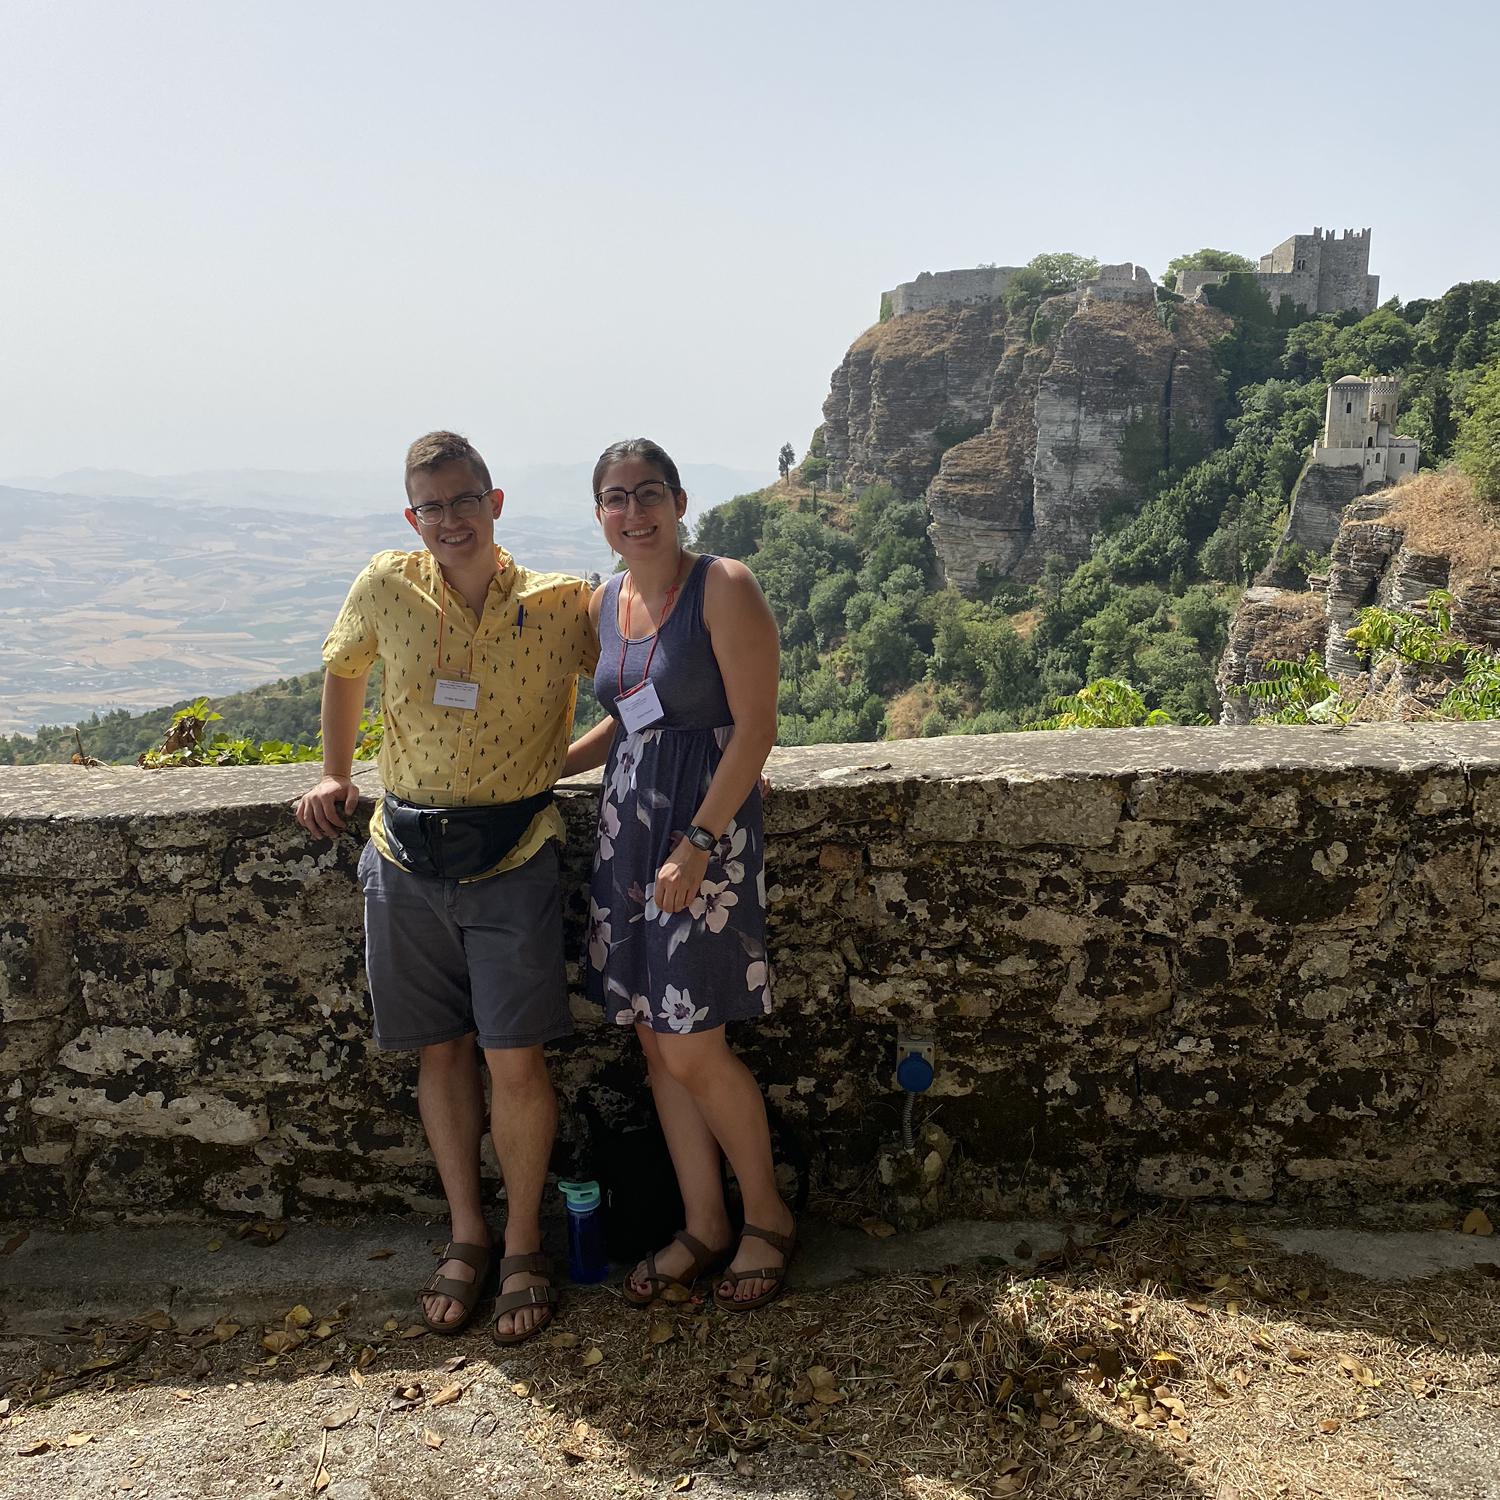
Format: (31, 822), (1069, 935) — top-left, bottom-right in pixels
(4, 1215), (1498, 1500)
(1380, 467), (1500, 586)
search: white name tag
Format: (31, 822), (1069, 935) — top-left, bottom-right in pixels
(616, 681), (665, 733)
(433, 677), (479, 711)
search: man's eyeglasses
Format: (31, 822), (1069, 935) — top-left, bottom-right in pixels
(410, 493), (487, 527)
(595, 481), (676, 514)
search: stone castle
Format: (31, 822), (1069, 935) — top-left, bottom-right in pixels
(1178, 228), (1380, 317)
(1310, 375), (1420, 493)
(883, 227), (1381, 321)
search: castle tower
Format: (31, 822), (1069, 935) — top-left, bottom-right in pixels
(1312, 375), (1418, 492)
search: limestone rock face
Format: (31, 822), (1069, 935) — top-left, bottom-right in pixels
(1218, 475), (1500, 720)
(1216, 588), (1329, 726)
(820, 295), (1227, 591)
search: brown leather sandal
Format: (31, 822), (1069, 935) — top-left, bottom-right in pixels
(713, 1224), (796, 1312)
(416, 1240), (494, 1336)
(491, 1252), (557, 1346)
(622, 1230), (730, 1307)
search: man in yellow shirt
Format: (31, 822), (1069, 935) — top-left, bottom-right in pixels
(295, 431), (596, 1344)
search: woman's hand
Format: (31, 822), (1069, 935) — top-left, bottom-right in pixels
(653, 838), (711, 915)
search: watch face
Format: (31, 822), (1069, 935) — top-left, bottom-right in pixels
(689, 827), (715, 851)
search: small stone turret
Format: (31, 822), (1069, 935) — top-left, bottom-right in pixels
(1311, 375), (1420, 494)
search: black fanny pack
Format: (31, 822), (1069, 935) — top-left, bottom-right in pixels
(381, 790), (554, 879)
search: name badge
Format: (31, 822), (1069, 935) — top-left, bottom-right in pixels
(616, 681), (665, 733)
(434, 677), (479, 711)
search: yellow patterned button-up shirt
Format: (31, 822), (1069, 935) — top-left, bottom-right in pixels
(322, 546), (597, 878)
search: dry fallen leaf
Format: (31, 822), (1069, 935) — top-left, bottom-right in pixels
(321, 1404), (360, 1431)
(137, 1310), (173, 1331)
(313, 1466), (331, 1493)
(212, 1320), (241, 1343)
(284, 1305), (314, 1329)
(1462, 1208), (1494, 1237)
(399, 1324), (428, 1340)
(17, 1440), (51, 1456)
(579, 1347), (605, 1368)
(311, 1322), (335, 1341)
(548, 1331), (580, 1350)
(430, 1383), (465, 1407)
(244, 1416), (267, 1429)
(367, 1248), (395, 1260)
(64, 1432), (94, 1447)
(1319, 1417), (1342, 1434)
(422, 1429), (443, 1450)
(443, 1355), (467, 1373)
(206, 1239), (222, 1253)
(261, 1330), (303, 1356)
(858, 1217), (897, 1239)
(673, 1477), (693, 1493)
(510, 1381), (532, 1398)
(648, 1322), (675, 1345)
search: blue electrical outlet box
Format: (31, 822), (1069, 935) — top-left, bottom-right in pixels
(895, 1029), (936, 1092)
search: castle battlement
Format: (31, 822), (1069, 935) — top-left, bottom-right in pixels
(1181, 227), (1380, 317)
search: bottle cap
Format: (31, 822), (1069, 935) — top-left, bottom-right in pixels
(558, 1179), (601, 1211)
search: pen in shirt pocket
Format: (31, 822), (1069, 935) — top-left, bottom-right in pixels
(515, 605), (525, 630)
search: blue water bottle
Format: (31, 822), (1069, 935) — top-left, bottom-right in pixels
(558, 1180), (608, 1284)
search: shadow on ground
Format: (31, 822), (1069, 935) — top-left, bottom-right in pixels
(3, 1212), (1499, 1499)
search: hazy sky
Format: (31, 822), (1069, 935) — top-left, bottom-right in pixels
(3, 0), (1496, 480)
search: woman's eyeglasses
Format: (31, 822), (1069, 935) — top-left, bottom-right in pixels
(595, 481), (675, 514)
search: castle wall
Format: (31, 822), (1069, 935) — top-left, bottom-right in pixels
(5, 728), (1500, 1225)
(1085, 263), (1155, 302)
(887, 267), (1018, 317)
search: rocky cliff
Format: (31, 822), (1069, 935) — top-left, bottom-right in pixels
(1219, 470), (1500, 722)
(819, 292), (1228, 589)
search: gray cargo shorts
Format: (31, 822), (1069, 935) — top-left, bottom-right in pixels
(357, 839), (572, 1051)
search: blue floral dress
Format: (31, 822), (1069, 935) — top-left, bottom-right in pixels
(585, 556), (772, 1033)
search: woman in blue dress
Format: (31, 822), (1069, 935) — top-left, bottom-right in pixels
(563, 438), (794, 1310)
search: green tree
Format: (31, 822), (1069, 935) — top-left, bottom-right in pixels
(1164, 248), (1255, 291)
(694, 492), (769, 560)
(1455, 357), (1500, 499)
(778, 443), (796, 485)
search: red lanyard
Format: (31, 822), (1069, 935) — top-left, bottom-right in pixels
(617, 572), (681, 697)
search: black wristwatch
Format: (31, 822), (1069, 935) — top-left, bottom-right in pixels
(685, 824), (717, 852)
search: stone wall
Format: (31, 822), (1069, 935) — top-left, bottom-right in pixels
(886, 267), (1019, 317)
(5, 727), (1500, 1227)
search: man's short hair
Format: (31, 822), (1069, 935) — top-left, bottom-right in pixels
(404, 431), (493, 498)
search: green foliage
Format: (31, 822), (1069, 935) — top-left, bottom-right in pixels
(1234, 652), (1357, 725)
(1243, 591), (1500, 724)
(879, 292), (894, 323)
(694, 492), (770, 561)
(1026, 252), (1100, 290)
(1003, 252), (1098, 313)
(1028, 678), (1173, 730)
(1455, 357), (1500, 499)
(1164, 248), (1255, 291)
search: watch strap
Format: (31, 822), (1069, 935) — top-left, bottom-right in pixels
(686, 824), (716, 852)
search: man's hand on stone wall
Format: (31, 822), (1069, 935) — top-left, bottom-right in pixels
(295, 775), (360, 839)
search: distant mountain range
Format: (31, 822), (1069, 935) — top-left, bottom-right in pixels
(4, 462), (771, 523)
(0, 460), (769, 735)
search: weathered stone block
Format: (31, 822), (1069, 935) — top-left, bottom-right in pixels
(31, 1083), (269, 1145)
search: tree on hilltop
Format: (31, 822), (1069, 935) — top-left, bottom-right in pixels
(1165, 248), (1255, 291)
(778, 442), (796, 486)
(1002, 252), (1100, 311)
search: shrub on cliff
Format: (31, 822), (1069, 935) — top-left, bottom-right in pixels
(1456, 358), (1500, 500)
